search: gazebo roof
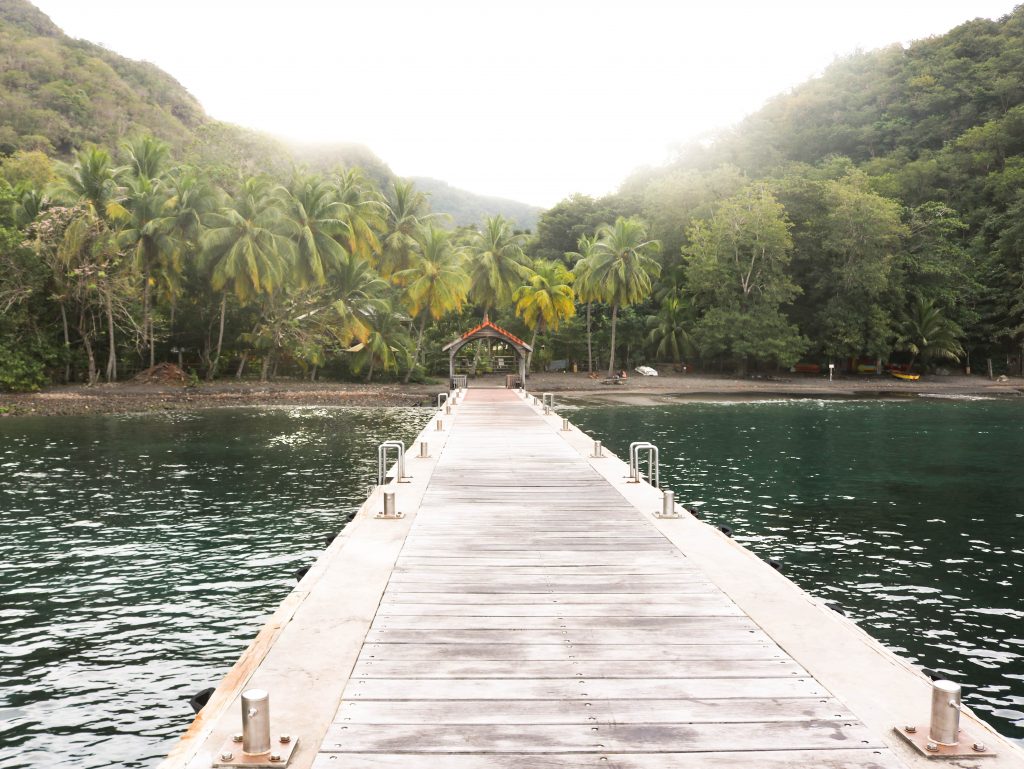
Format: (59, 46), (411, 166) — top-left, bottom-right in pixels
(443, 315), (533, 353)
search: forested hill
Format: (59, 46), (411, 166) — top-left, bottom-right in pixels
(0, 0), (540, 221)
(575, 5), (1024, 369)
(0, 0), (207, 154)
(411, 177), (541, 232)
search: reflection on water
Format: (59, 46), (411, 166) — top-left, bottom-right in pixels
(569, 398), (1024, 743)
(0, 407), (429, 769)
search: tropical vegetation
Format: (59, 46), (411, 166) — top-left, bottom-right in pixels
(3, 2), (1024, 390)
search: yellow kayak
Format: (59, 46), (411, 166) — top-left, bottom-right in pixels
(890, 371), (920, 381)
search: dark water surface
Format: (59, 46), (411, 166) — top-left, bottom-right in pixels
(567, 397), (1024, 743)
(0, 407), (429, 769)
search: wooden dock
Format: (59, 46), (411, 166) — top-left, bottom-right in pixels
(164, 388), (1024, 769)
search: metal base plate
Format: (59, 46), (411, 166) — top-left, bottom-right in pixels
(655, 512), (681, 519)
(894, 726), (995, 757)
(376, 511), (405, 519)
(212, 736), (299, 767)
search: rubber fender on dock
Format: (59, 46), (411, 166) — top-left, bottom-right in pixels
(717, 524), (733, 537)
(189, 687), (215, 714)
(294, 564), (312, 582)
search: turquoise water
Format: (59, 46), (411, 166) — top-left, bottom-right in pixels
(568, 398), (1024, 742)
(0, 407), (429, 769)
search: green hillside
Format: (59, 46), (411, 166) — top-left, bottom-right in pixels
(0, 0), (206, 154)
(545, 6), (1024, 371)
(411, 177), (541, 231)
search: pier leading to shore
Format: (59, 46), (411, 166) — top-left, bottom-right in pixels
(163, 387), (1023, 769)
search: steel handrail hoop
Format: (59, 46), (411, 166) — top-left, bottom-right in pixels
(542, 393), (554, 409)
(629, 441), (660, 487)
(437, 392), (449, 409)
(377, 440), (409, 486)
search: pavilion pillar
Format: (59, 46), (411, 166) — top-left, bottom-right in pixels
(449, 349), (456, 386)
(519, 351), (527, 386)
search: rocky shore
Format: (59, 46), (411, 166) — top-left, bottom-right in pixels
(1, 370), (1021, 418)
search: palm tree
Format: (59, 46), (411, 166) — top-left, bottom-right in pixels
(335, 169), (385, 263)
(279, 174), (350, 289)
(325, 254), (392, 350)
(393, 224), (469, 382)
(123, 135), (170, 182)
(588, 217), (661, 377)
(12, 187), (48, 228)
(200, 177), (292, 378)
(897, 297), (964, 373)
(569, 234), (599, 373)
(349, 304), (413, 383)
(119, 172), (173, 368)
(379, 180), (431, 279)
(52, 146), (124, 221)
(646, 291), (694, 364)
(513, 260), (576, 370)
(467, 215), (533, 315)
(161, 169), (220, 359)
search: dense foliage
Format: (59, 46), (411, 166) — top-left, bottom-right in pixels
(2, 2), (1024, 389)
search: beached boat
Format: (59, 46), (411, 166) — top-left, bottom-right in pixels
(890, 371), (921, 381)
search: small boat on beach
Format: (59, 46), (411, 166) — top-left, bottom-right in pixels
(890, 371), (921, 381)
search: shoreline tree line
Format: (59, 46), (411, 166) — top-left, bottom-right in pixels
(4, 6), (1024, 389)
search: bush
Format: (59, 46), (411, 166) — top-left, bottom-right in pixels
(0, 339), (52, 391)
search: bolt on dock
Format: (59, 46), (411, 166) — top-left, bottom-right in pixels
(162, 387), (1024, 769)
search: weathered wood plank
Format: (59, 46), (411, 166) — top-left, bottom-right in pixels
(333, 696), (852, 724)
(341, 677), (826, 700)
(350, 659), (806, 679)
(370, 615), (755, 630)
(312, 749), (901, 769)
(381, 592), (724, 604)
(321, 721), (883, 753)
(357, 642), (783, 662)
(374, 601), (743, 617)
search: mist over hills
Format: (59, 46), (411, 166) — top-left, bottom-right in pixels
(0, 0), (539, 220)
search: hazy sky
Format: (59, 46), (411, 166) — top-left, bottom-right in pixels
(32, 0), (1017, 206)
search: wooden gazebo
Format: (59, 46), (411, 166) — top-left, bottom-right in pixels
(442, 315), (532, 386)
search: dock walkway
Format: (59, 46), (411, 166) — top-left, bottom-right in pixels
(315, 388), (897, 768)
(167, 388), (1023, 769)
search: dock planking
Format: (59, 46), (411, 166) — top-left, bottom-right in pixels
(316, 389), (905, 768)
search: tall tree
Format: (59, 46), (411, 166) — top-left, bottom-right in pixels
(467, 214), (532, 315)
(379, 180), (430, 279)
(569, 234), (600, 373)
(684, 184), (805, 372)
(586, 217), (661, 377)
(118, 136), (173, 368)
(280, 174), (350, 289)
(394, 224), (469, 382)
(513, 259), (576, 370)
(200, 177), (292, 378)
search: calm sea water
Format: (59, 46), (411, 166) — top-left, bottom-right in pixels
(0, 407), (429, 769)
(567, 397), (1024, 743)
(1, 400), (1022, 768)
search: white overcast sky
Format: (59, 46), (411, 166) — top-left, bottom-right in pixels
(31, 0), (1017, 206)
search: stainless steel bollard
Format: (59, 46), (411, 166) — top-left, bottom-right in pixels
(591, 440), (603, 457)
(562, 417), (570, 431)
(929, 680), (961, 745)
(445, 404), (452, 415)
(544, 405), (551, 415)
(383, 491), (396, 517)
(436, 419), (443, 431)
(662, 489), (675, 517)
(241, 688), (271, 755)
(419, 441), (429, 458)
